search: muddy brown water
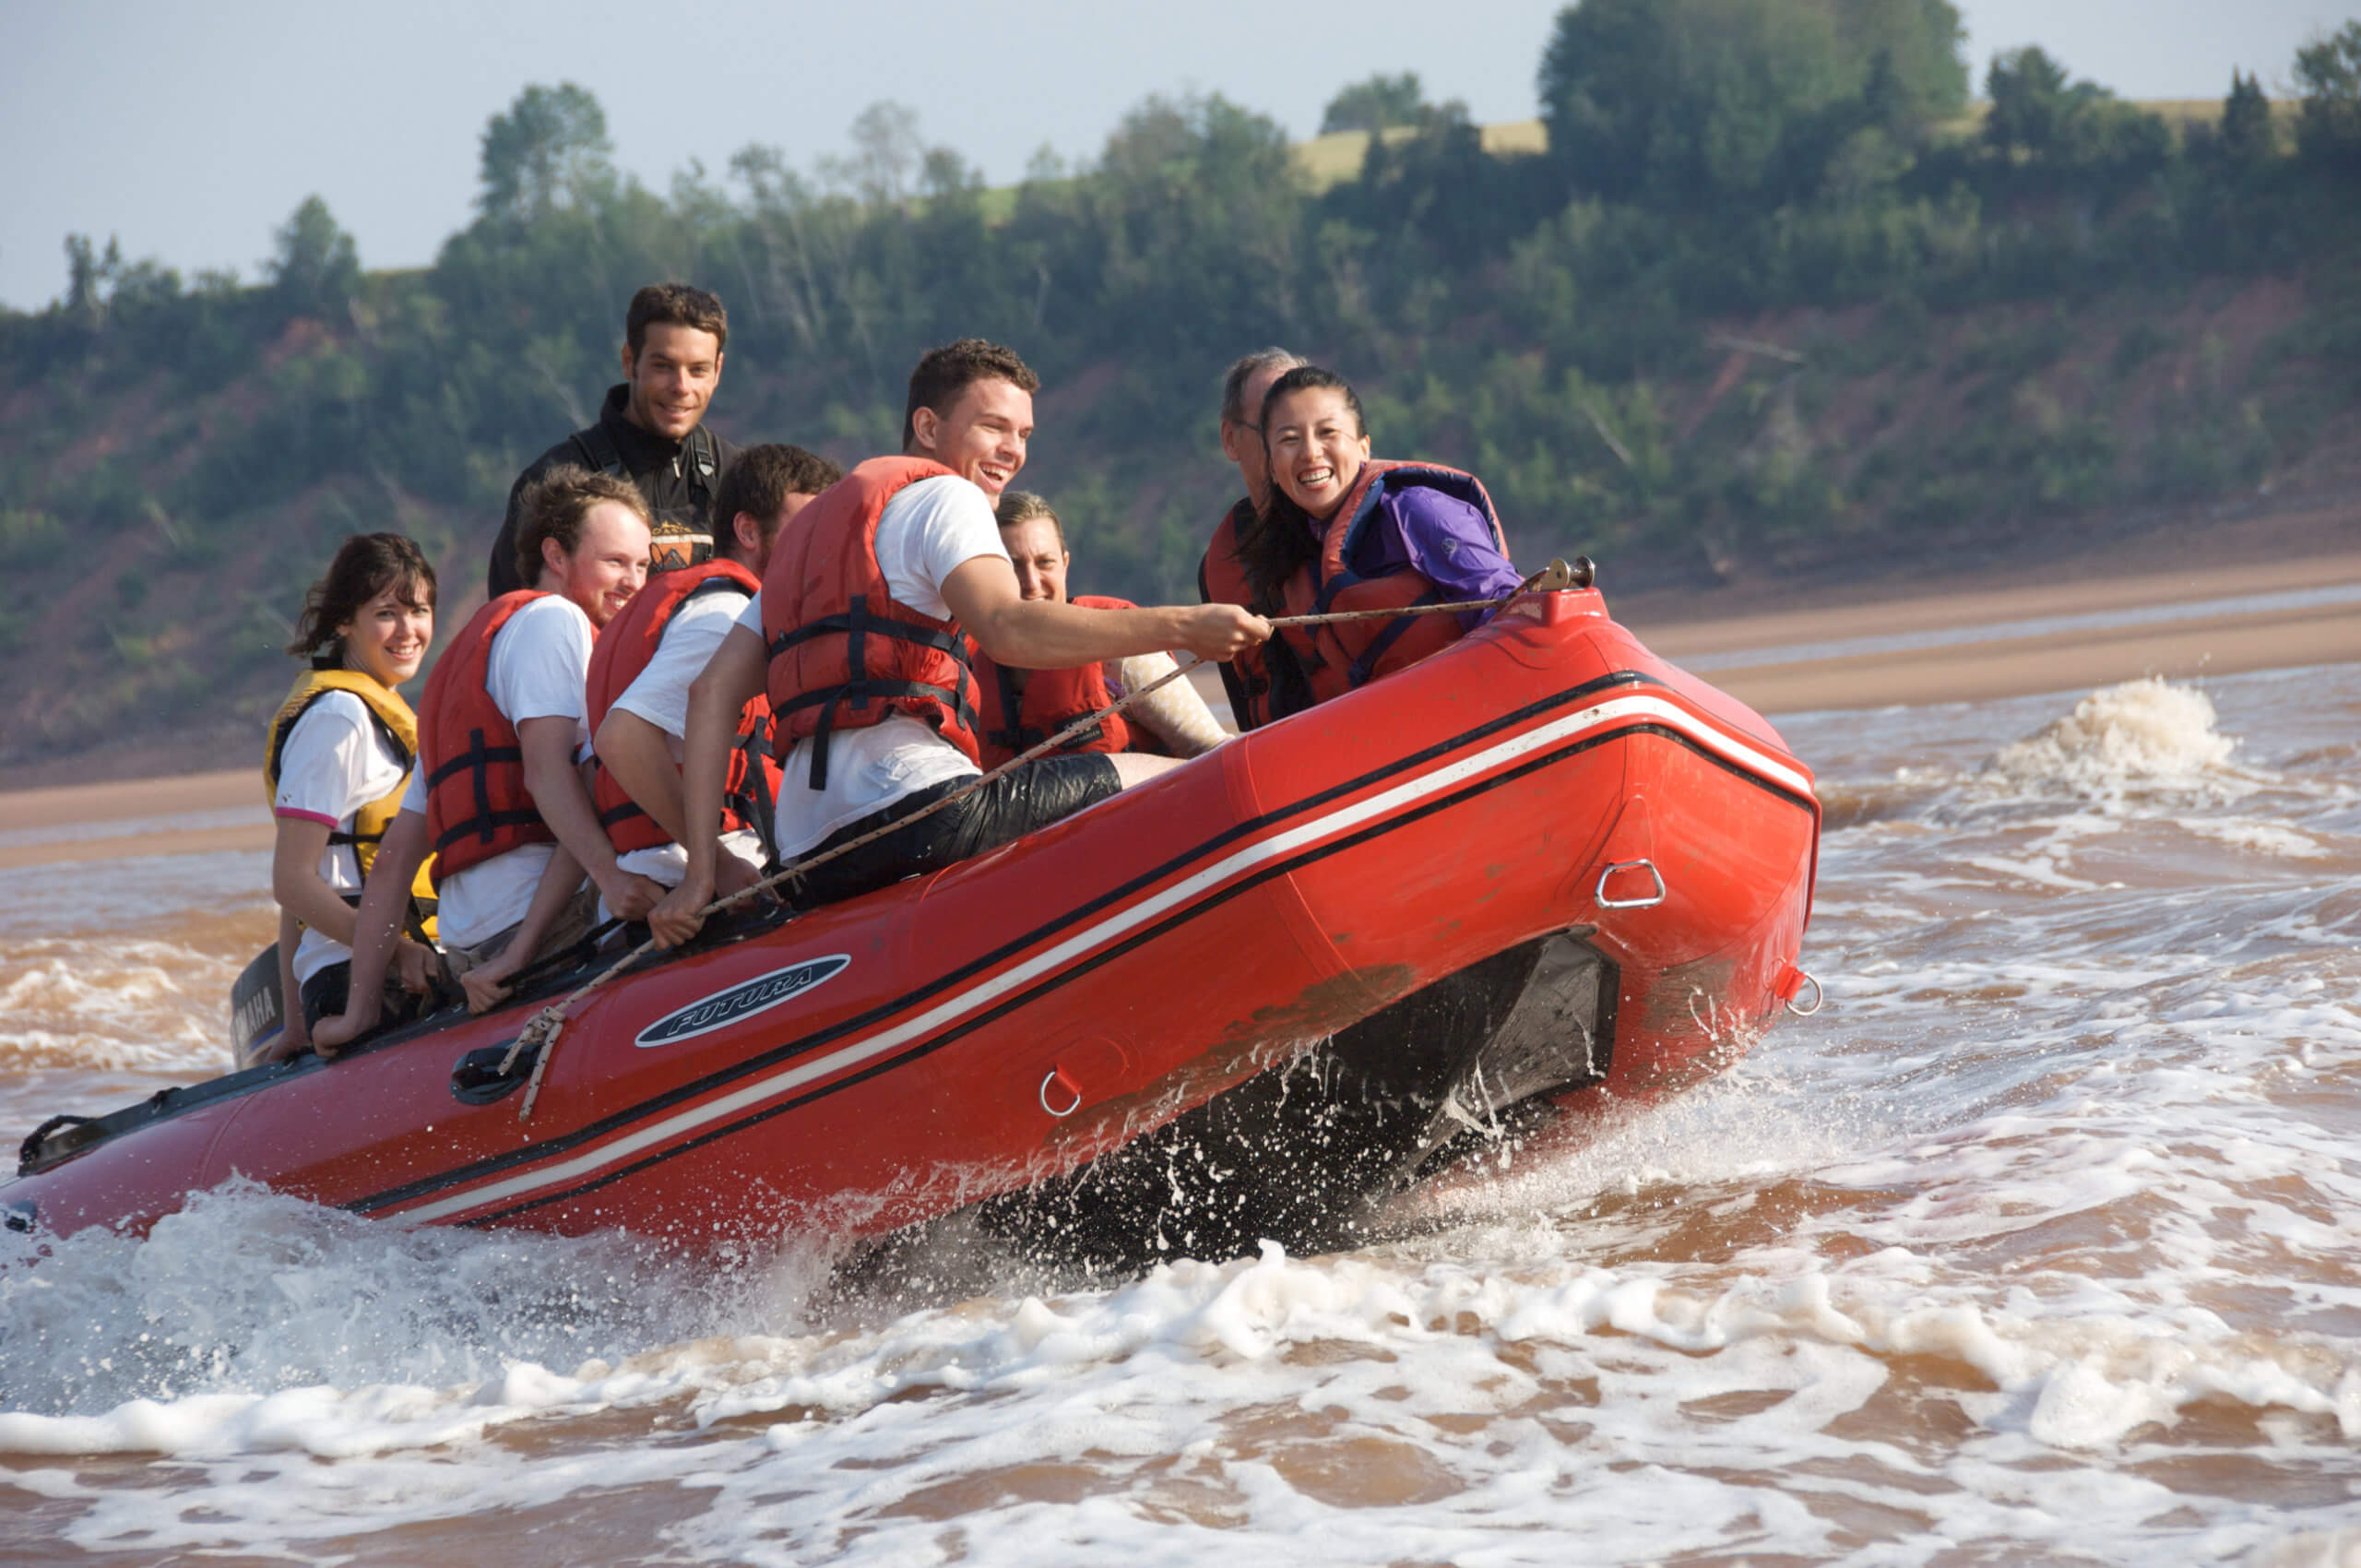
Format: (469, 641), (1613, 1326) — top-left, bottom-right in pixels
(4, 667), (2359, 1565)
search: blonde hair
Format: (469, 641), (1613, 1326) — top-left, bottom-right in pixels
(992, 490), (1064, 548)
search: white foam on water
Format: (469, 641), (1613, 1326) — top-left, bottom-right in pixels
(0, 937), (242, 1072)
(20, 1224), (2346, 1564)
(2244, 1526), (2361, 1567)
(2175, 816), (2335, 859)
(7, 666), (2361, 1564)
(1981, 677), (2241, 802)
(0, 1179), (837, 1426)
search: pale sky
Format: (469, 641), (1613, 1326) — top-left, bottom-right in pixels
(2, 0), (2351, 311)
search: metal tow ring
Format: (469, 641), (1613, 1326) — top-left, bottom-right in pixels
(1039, 1069), (1082, 1118)
(1786, 971), (1824, 1016)
(1596, 859), (1667, 909)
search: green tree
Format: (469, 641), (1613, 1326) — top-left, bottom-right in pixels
(269, 196), (361, 320)
(1984, 47), (2167, 176)
(828, 101), (924, 207)
(1983, 45), (2080, 158)
(477, 82), (614, 220)
(1537, 0), (1965, 208)
(2294, 20), (2361, 172)
(1321, 72), (1430, 134)
(63, 232), (122, 330)
(2221, 68), (2274, 163)
(1081, 94), (1303, 360)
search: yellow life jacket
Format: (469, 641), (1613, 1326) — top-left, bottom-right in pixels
(264, 667), (438, 931)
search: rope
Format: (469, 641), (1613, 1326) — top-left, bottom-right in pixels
(495, 559), (1581, 1117)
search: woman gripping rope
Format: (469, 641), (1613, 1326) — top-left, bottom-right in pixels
(1202, 364), (1523, 730)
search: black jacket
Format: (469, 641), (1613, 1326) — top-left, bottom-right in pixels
(487, 385), (742, 597)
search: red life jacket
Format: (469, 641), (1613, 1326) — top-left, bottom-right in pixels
(762, 457), (985, 789)
(1200, 461), (1507, 730)
(1198, 497), (1299, 733)
(583, 559), (780, 859)
(421, 590), (562, 886)
(972, 595), (1142, 768)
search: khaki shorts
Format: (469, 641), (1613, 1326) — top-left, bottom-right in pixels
(441, 883), (600, 980)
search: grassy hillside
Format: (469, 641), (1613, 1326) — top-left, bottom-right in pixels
(4, 24), (2357, 784)
(2, 261), (2349, 788)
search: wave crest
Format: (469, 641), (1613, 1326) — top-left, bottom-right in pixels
(1982, 678), (2238, 800)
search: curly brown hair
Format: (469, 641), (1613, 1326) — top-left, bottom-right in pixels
(712, 443), (845, 560)
(514, 467), (650, 586)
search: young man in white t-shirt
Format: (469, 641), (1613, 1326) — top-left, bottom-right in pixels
(312, 470), (663, 1051)
(591, 444), (842, 896)
(644, 339), (1271, 947)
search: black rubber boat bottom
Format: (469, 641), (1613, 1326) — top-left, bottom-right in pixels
(842, 930), (1615, 1290)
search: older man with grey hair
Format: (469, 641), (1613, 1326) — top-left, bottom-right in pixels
(1200, 347), (1309, 728)
(1216, 347), (1306, 520)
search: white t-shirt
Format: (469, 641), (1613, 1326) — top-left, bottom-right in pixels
(272, 688), (411, 985)
(400, 594), (596, 948)
(742, 473), (1010, 858)
(607, 578), (765, 886)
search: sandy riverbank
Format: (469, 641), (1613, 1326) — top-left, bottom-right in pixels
(4, 544), (2355, 870)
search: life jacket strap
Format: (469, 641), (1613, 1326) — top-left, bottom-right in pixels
(427, 728), (532, 849)
(983, 664), (1060, 756)
(725, 719), (780, 866)
(768, 595), (979, 789)
(1345, 587), (1446, 688)
(778, 679), (982, 791)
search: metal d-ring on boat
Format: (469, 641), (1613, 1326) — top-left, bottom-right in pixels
(1596, 859), (1668, 909)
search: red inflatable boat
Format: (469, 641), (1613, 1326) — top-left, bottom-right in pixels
(6, 582), (1821, 1255)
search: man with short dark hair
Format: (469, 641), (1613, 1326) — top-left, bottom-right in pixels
(1200, 347), (1309, 728)
(644, 339), (1270, 942)
(587, 443), (844, 895)
(485, 282), (742, 597)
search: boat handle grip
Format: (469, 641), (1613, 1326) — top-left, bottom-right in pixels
(1596, 859), (1667, 909)
(1039, 1069), (1082, 1119)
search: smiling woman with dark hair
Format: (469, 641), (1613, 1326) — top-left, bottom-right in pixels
(1204, 364), (1525, 731)
(260, 532), (441, 1060)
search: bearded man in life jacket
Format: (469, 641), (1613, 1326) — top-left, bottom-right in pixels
(643, 338), (1273, 945)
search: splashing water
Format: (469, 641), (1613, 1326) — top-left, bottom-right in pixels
(1982, 676), (2239, 801)
(5, 667), (2361, 1565)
